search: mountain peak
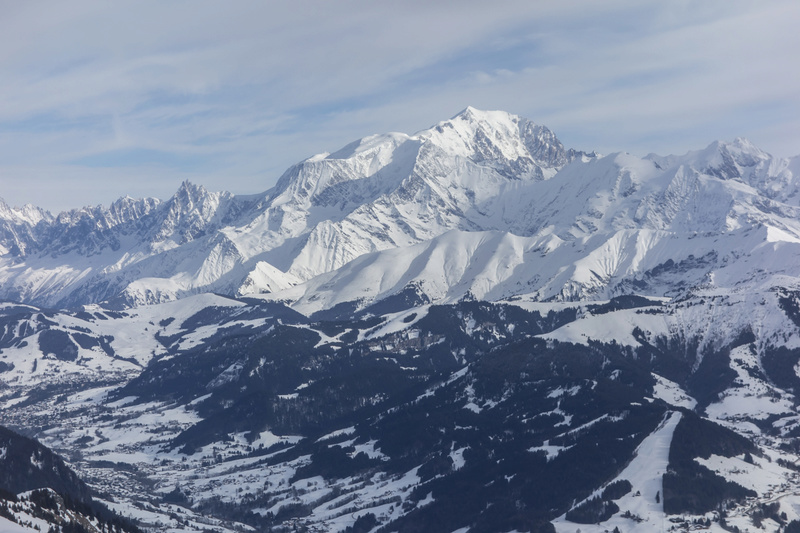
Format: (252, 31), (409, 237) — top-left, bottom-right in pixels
(166, 180), (233, 215)
(174, 179), (208, 200)
(450, 105), (514, 123)
(702, 137), (764, 157)
(0, 197), (52, 225)
(422, 107), (567, 169)
(455, 104), (480, 117)
(720, 136), (769, 161)
(683, 137), (771, 181)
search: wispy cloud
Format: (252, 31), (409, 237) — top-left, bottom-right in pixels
(0, 0), (797, 211)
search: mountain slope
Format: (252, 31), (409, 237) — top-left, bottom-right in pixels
(0, 424), (143, 533)
(261, 142), (800, 315)
(3, 293), (800, 532)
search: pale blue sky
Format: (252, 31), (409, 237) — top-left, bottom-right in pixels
(1, 0), (798, 212)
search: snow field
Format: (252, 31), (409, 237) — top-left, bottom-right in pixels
(553, 411), (681, 533)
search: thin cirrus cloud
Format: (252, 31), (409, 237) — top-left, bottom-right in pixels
(0, 0), (797, 212)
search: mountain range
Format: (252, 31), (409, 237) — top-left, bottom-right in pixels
(3, 106), (796, 315)
(2, 108), (800, 532)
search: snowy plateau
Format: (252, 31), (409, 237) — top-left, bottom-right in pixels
(1, 107), (800, 532)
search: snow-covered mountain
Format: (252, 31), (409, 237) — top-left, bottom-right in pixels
(4, 108), (800, 533)
(1, 107), (581, 308)
(263, 134), (800, 315)
(1, 107), (798, 315)
(2, 291), (800, 532)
